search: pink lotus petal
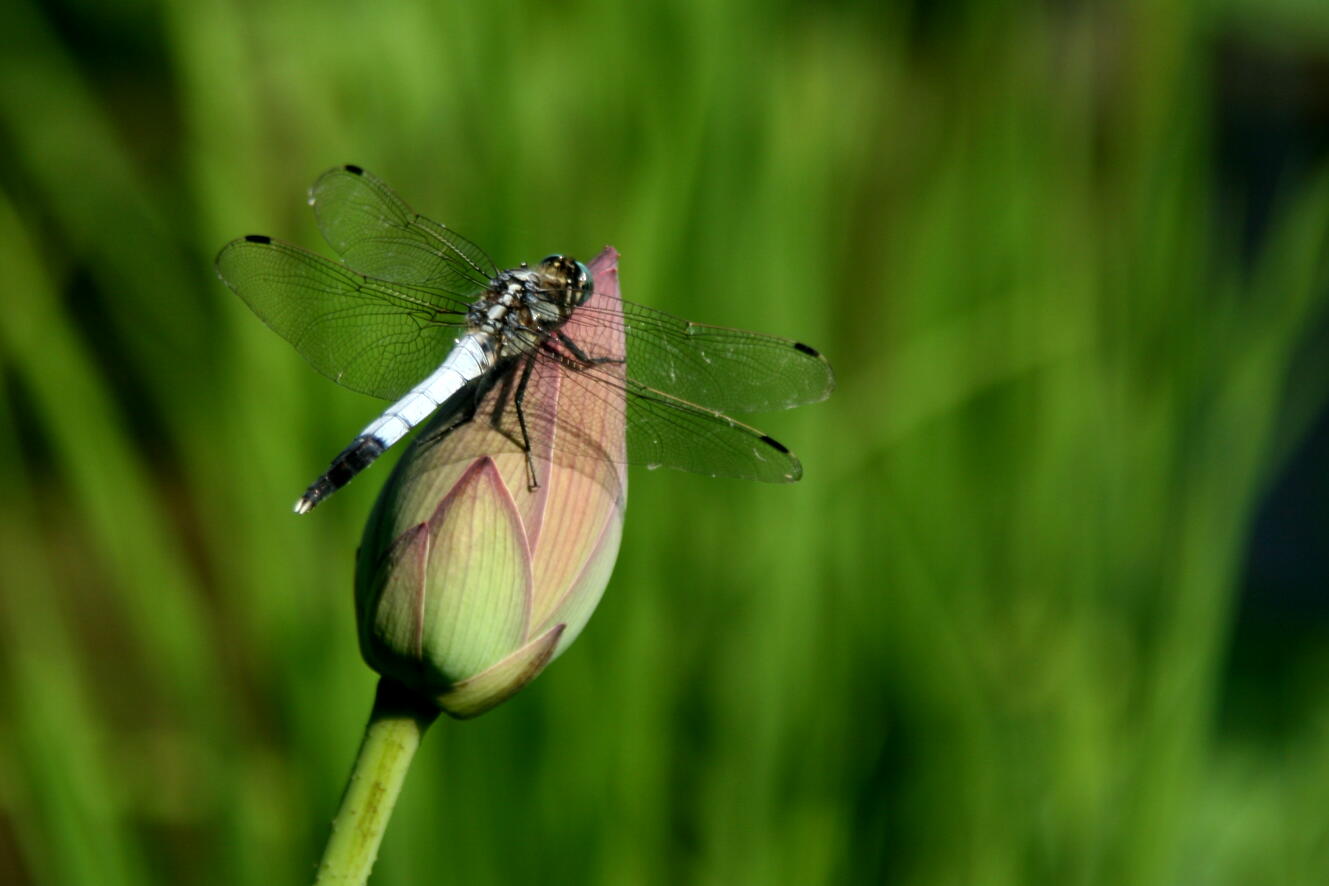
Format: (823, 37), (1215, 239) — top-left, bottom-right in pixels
(356, 247), (628, 717)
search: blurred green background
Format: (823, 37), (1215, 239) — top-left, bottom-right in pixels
(3, 0), (1329, 883)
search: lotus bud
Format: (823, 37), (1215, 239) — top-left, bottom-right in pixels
(355, 248), (627, 718)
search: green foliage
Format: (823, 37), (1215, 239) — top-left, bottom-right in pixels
(1, 1), (1327, 883)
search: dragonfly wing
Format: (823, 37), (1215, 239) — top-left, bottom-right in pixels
(310, 165), (499, 292)
(567, 299), (835, 415)
(216, 236), (470, 400)
(413, 354), (801, 484)
(555, 366), (803, 482)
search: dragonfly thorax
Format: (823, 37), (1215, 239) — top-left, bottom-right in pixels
(469, 258), (593, 359)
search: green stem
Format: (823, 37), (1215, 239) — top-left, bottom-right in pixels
(314, 678), (440, 885)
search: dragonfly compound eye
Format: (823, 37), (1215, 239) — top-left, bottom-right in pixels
(572, 260), (593, 305)
(538, 254), (594, 305)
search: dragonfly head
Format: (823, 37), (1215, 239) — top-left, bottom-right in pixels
(537, 254), (594, 307)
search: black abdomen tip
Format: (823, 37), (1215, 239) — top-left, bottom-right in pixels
(760, 435), (790, 454)
(793, 341), (820, 358)
(344, 164), (364, 175)
(244, 234), (272, 244)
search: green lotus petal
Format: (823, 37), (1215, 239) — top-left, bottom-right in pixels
(437, 624), (566, 719)
(358, 522), (431, 673)
(419, 457), (532, 683)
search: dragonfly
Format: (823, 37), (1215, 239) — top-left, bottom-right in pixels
(216, 165), (834, 513)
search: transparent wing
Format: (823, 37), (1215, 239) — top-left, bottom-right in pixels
(216, 236), (470, 400)
(561, 365), (804, 481)
(415, 352), (803, 486)
(310, 164), (498, 291)
(572, 299), (836, 414)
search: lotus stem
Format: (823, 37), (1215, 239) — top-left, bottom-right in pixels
(313, 678), (439, 885)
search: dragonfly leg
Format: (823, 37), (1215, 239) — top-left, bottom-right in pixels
(556, 332), (624, 369)
(509, 357), (540, 490)
(481, 356), (539, 488)
(487, 362), (517, 431)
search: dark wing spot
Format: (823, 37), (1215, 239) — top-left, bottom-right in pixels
(793, 341), (821, 357)
(759, 435), (790, 454)
(344, 164), (365, 175)
(244, 234), (272, 244)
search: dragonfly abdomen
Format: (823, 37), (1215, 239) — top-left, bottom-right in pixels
(295, 435), (386, 514)
(294, 334), (494, 513)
